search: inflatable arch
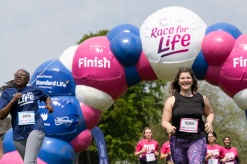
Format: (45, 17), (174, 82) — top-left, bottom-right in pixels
(1, 6), (246, 164)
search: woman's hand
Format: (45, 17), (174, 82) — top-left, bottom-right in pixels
(220, 157), (227, 163)
(154, 151), (159, 156)
(208, 152), (213, 157)
(205, 122), (213, 133)
(11, 93), (22, 103)
(45, 105), (54, 114)
(166, 124), (176, 134)
(140, 147), (145, 153)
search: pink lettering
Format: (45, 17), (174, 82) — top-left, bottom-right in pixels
(176, 25), (181, 33)
(171, 34), (181, 50)
(157, 29), (162, 36)
(169, 27), (174, 34)
(181, 34), (190, 47)
(163, 28), (168, 35)
(151, 28), (157, 38)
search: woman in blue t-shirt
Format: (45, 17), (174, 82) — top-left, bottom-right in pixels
(0, 69), (54, 164)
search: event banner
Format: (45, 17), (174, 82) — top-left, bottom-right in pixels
(92, 127), (108, 164)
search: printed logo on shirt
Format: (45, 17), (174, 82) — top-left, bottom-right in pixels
(226, 152), (235, 161)
(54, 116), (73, 126)
(18, 92), (34, 106)
(207, 149), (219, 157)
(40, 113), (48, 121)
(144, 144), (156, 153)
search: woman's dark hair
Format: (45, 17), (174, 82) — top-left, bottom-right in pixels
(169, 67), (198, 96)
(0, 69), (30, 92)
(206, 131), (217, 144)
(223, 136), (231, 145)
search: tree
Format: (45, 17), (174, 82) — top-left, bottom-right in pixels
(77, 30), (167, 163)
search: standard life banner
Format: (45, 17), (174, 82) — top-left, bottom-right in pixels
(91, 127), (108, 164)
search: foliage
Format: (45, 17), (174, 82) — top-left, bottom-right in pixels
(77, 29), (109, 45)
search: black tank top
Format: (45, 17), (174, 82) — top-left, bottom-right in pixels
(171, 92), (205, 140)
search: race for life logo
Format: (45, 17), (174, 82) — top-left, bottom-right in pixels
(54, 116), (73, 126)
(226, 152), (235, 161)
(159, 18), (168, 27)
(207, 149), (219, 157)
(151, 25), (190, 58)
(18, 92), (34, 106)
(144, 144), (155, 153)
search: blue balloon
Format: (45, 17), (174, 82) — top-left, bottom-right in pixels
(125, 67), (142, 87)
(110, 33), (142, 67)
(30, 60), (76, 96)
(38, 136), (78, 164)
(206, 23), (242, 39)
(107, 24), (140, 41)
(2, 129), (16, 154)
(192, 50), (209, 80)
(38, 96), (87, 142)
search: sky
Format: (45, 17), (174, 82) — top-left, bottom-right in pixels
(0, 0), (246, 85)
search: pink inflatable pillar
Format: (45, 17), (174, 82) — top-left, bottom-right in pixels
(80, 102), (102, 130)
(70, 129), (92, 153)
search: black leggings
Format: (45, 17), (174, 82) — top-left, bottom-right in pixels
(140, 160), (157, 164)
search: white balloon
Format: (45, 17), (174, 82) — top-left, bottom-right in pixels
(140, 6), (207, 81)
(59, 45), (78, 72)
(75, 85), (114, 111)
(233, 89), (247, 110)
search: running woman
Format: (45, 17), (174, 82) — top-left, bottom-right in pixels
(205, 132), (224, 164)
(0, 69), (54, 164)
(162, 67), (214, 164)
(221, 137), (239, 164)
(160, 133), (174, 164)
(135, 127), (159, 164)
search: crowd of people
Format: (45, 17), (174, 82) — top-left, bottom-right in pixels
(135, 67), (239, 164)
(135, 127), (239, 164)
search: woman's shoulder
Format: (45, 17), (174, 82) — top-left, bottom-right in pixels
(2, 87), (17, 95)
(162, 141), (169, 147)
(151, 139), (159, 144)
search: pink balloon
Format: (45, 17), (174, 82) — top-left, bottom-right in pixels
(80, 102), (102, 130)
(234, 34), (247, 46)
(219, 45), (247, 98)
(202, 31), (235, 66)
(205, 65), (222, 86)
(70, 130), (92, 153)
(135, 51), (157, 81)
(72, 36), (128, 100)
(0, 151), (47, 164)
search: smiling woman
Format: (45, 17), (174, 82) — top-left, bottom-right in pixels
(0, 69), (54, 164)
(161, 67), (215, 164)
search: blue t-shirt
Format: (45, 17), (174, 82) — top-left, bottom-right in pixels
(0, 86), (48, 140)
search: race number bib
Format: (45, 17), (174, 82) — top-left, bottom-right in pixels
(208, 159), (218, 164)
(146, 153), (155, 162)
(225, 162), (234, 164)
(18, 111), (35, 125)
(179, 118), (199, 133)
